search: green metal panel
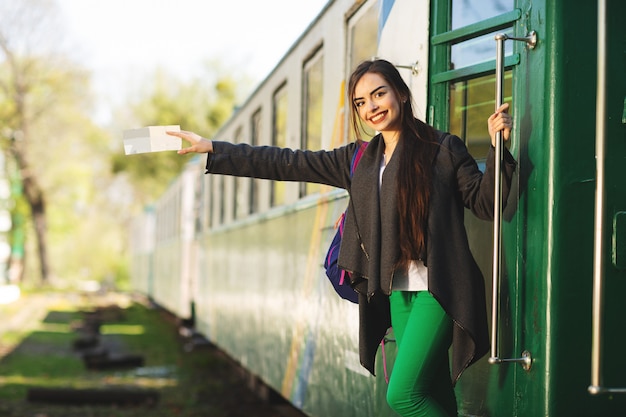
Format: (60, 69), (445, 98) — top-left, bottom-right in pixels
(505, 2), (547, 415)
(529, 0), (626, 415)
(501, 0), (626, 415)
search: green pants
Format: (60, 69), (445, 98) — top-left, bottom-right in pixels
(387, 291), (457, 417)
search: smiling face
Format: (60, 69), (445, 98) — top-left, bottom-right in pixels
(352, 72), (403, 140)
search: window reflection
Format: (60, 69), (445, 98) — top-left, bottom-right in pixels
(452, 0), (514, 30)
(450, 0), (514, 69)
(348, 1), (379, 142)
(449, 72), (512, 160)
(272, 85), (288, 207)
(302, 51), (324, 197)
(349, 1), (379, 72)
(234, 127), (248, 219)
(451, 28), (513, 69)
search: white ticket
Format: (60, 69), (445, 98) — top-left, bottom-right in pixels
(123, 125), (181, 155)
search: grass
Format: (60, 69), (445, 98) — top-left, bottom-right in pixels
(0, 291), (291, 417)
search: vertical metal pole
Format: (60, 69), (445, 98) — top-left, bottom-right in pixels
(589, 0), (607, 396)
(488, 32), (534, 370)
(489, 34), (506, 364)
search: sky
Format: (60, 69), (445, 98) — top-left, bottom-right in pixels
(57, 0), (329, 124)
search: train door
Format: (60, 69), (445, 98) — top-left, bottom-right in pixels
(588, 0), (626, 404)
(428, 0), (534, 415)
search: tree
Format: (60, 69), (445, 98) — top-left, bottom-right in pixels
(0, 1), (250, 288)
(0, 0), (92, 284)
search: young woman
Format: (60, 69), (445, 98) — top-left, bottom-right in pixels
(168, 59), (515, 417)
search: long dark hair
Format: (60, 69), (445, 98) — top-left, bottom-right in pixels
(347, 59), (438, 267)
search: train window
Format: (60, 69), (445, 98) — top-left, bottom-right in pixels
(301, 48), (324, 197)
(202, 175), (212, 230)
(250, 109), (262, 214)
(271, 84), (288, 207)
(429, 2), (518, 159)
(347, 0), (379, 142)
(233, 127), (249, 219)
(159, 198), (169, 241)
(211, 175), (221, 228)
(451, 0), (514, 30)
(218, 175), (225, 225)
(194, 169), (203, 235)
(451, 28), (513, 69)
(348, 1), (379, 72)
(449, 72), (512, 159)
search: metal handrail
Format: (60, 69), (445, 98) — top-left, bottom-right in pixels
(488, 32), (536, 371)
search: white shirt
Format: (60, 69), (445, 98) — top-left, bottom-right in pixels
(380, 156), (429, 292)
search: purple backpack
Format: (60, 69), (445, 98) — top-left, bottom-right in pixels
(323, 142), (368, 303)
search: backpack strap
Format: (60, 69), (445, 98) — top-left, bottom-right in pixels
(350, 141), (368, 175)
(323, 141), (370, 299)
(339, 141), (368, 287)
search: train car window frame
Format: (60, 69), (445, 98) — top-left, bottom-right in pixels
(233, 126), (250, 219)
(300, 46), (324, 198)
(429, 0), (517, 160)
(250, 108), (262, 215)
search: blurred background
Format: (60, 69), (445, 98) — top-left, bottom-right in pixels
(0, 0), (326, 295)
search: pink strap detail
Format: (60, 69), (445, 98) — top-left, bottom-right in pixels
(351, 142), (368, 174)
(338, 270), (346, 286)
(381, 337), (390, 384)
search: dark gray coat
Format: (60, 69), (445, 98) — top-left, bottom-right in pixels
(206, 131), (516, 384)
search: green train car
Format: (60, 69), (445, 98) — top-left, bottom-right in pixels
(129, 0), (626, 415)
